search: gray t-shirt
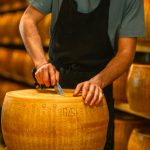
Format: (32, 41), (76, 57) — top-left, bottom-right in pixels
(29, 0), (145, 51)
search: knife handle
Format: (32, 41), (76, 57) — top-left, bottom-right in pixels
(32, 67), (46, 89)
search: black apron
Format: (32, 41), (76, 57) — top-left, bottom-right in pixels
(49, 0), (114, 149)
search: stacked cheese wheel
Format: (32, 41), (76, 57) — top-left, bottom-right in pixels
(115, 112), (150, 150)
(128, 128), (150, 150)
(127, 64), (150, 115)
(0, 0), (28, 12)
(0, 12), (51, 46)
(0, 79), (29, 107)
(113, 71), (128, 103)
(0, 48), (34, 85)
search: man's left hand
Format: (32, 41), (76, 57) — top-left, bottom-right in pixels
(73, 77), (103, 106)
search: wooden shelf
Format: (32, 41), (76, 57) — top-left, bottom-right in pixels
(136, 43), (150, 53)
(115, 103), (150, 120)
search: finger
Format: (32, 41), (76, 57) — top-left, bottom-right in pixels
(73, 83), (83, 96)
(84, 85), (95, 105)
(42, 67), (50, 87)
(48, 64), (56, 86)
(89, 86), (99, 106)
(35, 69), (43, 85)
(95, 88), (103, 106)
(82, 82), (90, 99)
(39, 68), (45, 86)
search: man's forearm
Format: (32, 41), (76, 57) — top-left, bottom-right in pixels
(96, 38), (137, 89)
(19, 6), (48, 68)
(98, 50), (135, 88)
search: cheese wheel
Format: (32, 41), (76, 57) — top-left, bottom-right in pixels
(113, 71), (128, 103)
(2, 89), (109, 150)
(115, 112), (150, 150)
(128, 128), (150, 150)
(127, 64), (150, 115)
(0, 79), (29, 106)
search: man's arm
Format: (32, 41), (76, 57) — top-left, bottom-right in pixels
(19, 5), (59, 87)
(96, 37), (137, 88)
(19, 5), (47, 68)
(74, 37), (137, 106)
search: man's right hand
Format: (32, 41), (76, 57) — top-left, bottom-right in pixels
(35, 63), (60, 87)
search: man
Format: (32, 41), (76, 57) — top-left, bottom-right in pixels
(19, 0), (145, 149)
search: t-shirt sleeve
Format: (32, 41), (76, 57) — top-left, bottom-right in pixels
(28, 0), (52, 14)
(119, 0), (145, 37)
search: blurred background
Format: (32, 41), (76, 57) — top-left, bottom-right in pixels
(0, 0), (150, 150)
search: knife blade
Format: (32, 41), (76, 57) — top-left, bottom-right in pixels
(54, 83), (65, 96)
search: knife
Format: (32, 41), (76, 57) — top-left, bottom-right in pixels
(54, 83), (65, 96)
(32, 67), (65, 96)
